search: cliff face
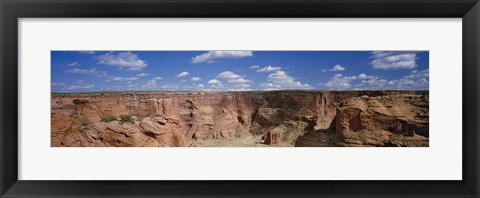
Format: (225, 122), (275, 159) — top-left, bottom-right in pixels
(51, 90), (429, 147)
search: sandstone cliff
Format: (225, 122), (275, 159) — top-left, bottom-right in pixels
(51, 90), (429, 147)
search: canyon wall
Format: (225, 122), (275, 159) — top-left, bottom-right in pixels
(51, 90), (429, 147)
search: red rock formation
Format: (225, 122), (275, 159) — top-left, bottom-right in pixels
(51, 90), (429, 147)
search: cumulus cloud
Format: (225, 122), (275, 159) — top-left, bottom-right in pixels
(357, 73), (368, 79)
(208, 79), (222, 84)
(203, 71), (253, 91)
(67, 84), (95, 90)
(111, 76), (139, 81)
(65, 68), (99, 75)
(137, 73), (151, 77)
(52, 81), (95, 91)
(96, 52), (147, 70)
(370, 51), (418, 70)
(250, 65), (260, 69)
(144, 79), (157, 87)
(385, 69), (429, 90)
(256, 66), (282, 72)
(51, 82), (66, 90)
(67, 62), (81, 67)
(191, 51), (253, 63)
(51, 82), (66, 87)
(216, 71), (241, 79)
(159, 84), (179, 90)
(191, 77), (202, 81)
(260, 71), (312, 90)
(216, 71), (252, 89)
(321, 73), (376, 90)
(405, 69), (429, 79)
(330, 64), (346, 71)
(153, 77), (163, 80)
(177, 71), (189, 77)
(321, 69), (429, 90)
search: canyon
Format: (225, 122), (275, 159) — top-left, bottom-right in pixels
(51, 90), (429, 147)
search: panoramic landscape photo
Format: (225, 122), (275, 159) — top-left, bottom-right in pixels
(51, 50), (429, 147)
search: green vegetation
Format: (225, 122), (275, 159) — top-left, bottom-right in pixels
(80, 120), (90, 131)
(119, 114), (134, 124)
(101, 115), (117, 122)
(151, 114), (162, 118)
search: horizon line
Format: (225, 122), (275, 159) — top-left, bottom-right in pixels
(51, 89), (429, 94)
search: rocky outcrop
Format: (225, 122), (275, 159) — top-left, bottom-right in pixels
(332, 94), (429, 147)
(51, 90), (429, 147)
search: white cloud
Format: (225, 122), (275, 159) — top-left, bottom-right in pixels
(52, 81), (95, 91)
(260, 71), (312, 90)
(216, 71), (241, 79)
(51, 82), (66, 90)
(250, 65), (260, 69)
(177, 71), (189, 77)
(67, 62), (81, 67)
(330, 64), (346, 71)
(111, 77), (122, 81)
(228, 77), (250, 84)
(153, 77), (163, 80)
(370, 51), (418, 70)
(144, 79), (157, 87)
(208, 79), (222, 84)
(323, 69), (429, 90)
(357, 73), (368, 79)
(51, 82), (66, 87)
(354, 76), (389, 90)
(322, 74), (357, 90)
(214, 71), (253, 91)
(384, 69), (429, 90)
(111, 76), (139, 81)
(125, 77), (139, 81)
(65, 68), (99, 75)
(256, 66), (282, 72)
(321, 73), (377, 90)
(138, 73), (151, 77)
(405, 69), (429, 79)
(159, 84), (178, 90)
(191, 77), (202, 81)
(191, 51), (253, 63)
(96, 72), (107, 78)
(67, 84), (95, 90)
(96, 52), (147, 70)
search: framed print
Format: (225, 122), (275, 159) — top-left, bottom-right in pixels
(1, 0), (479, 197)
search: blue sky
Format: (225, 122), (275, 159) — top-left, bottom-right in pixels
(51, 51), (429, 92)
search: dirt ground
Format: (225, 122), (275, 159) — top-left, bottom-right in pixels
(194, 135), (293, 147)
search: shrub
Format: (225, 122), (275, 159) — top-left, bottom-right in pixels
(119, 114), (134, 124)
(81, 120), (89, 126)
(80, 120), (90, 131)
(101, 115), (117, 122)
(151, 114), (162, 118)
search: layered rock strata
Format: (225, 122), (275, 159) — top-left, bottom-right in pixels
(51, 90), (429, 147)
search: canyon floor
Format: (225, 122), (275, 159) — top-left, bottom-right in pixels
(51, 90), (429, 147)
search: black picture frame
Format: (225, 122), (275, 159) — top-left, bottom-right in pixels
(1, 0), (479, 197)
